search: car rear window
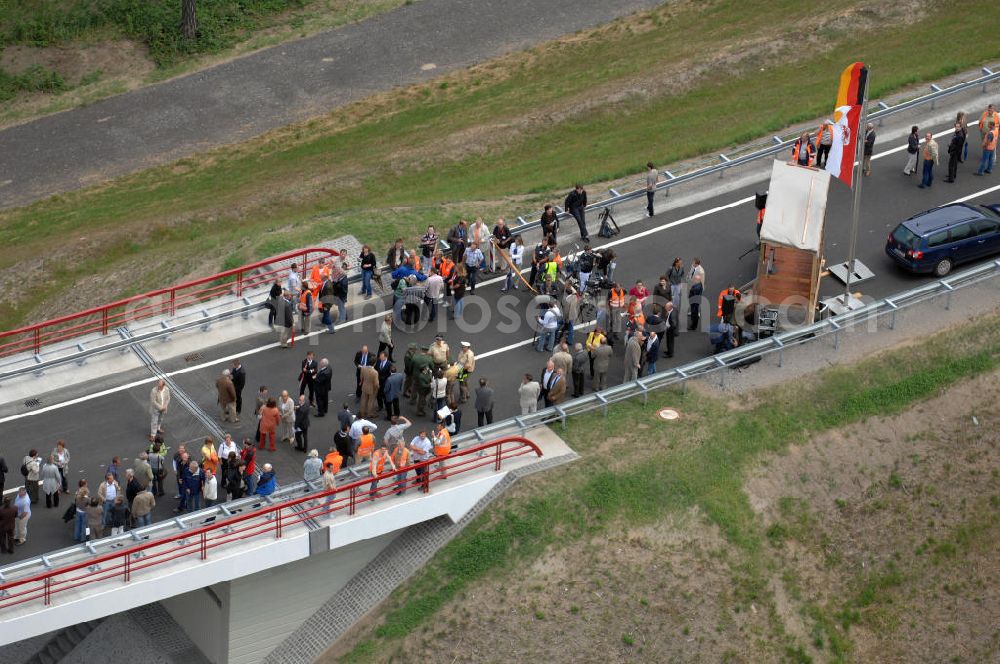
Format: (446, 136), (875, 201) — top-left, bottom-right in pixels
(891, 225), (918, 248)
(927, 230), (950, 248)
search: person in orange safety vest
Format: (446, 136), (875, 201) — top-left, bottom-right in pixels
(323, 448), (343, 474)
(791, 132), (816, 167)
(390, 439), (411, 495)
(717, 285), (742, 322)
(433, 422), (452, 478)
(368, 444), (397, 494)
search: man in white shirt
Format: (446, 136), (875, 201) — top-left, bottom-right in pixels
(287, 262), (303, 298)
(689, 258), (705, 286)
(408, 430), (433, 482)
(424, 270), (445, 322)
(203, 470), (218, 507)
(464, 242), (485, 293)
(536, 303), (560, 353)
(350, 418), (378, 445)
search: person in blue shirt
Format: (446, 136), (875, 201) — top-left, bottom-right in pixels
(256, 463), (277, 496)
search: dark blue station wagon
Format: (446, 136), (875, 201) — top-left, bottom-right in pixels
(885, 203), (1000, 277)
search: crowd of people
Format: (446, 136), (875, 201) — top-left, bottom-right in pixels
(0, 179), (741, 551)
(10, 107), (994, 554)
(788, 103), (1000, 188)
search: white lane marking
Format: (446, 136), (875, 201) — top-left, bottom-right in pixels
(475, 321), (597, 360)
(0, 122), (988, 424)
(949, 183), (1000, 203)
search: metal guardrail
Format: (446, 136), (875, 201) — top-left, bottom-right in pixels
(0, 436), (542, 607)
(0, 301), (262, 384)
(0, 248), (339, 361)
(3, 258), (997, 585)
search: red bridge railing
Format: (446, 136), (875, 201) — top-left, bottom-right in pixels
(0, 436), (542, 612)
(0, 248), (341, 359)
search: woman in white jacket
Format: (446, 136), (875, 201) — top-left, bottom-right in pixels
(430, 370), (449, 419)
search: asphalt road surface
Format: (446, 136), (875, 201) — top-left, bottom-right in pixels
(3, 118), (1000, 562)
(0, 0), (664, 208)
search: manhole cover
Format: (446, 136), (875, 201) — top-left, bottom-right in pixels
(656, 408), (680, 421)
(24, 398), (41, 409)
(184, 352), (205, 363)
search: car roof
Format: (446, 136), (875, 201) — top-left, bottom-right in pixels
(903, 203), (985, 234)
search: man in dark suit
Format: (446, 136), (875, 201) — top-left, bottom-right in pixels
(278, 293), (294, 348)
(374, 351), (392, 412)
(0, 454), (7, 498)
(315, 358), (332, 417)
(231, 359), (246, 415)
(299, 351), (318, 406)
(354, 345), (373, 399)
(645, 331), (661, 375)
(663, 302), (678, 358)
(294, 395), (311, 452)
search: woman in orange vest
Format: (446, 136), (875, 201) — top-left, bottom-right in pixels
(433, 422), (452, 479)
(791, 132), (816, 167)
(975, 120), (997, 176)
(979, 104), (1000, 144)
(390, 439), (410, 495)
(369, 444), (396, 494)
(434, 252), (455, 296)
(357, 427), (376, 463)
(298, 283), (313, 335)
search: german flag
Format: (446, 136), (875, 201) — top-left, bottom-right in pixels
(825, 62), (868, 188)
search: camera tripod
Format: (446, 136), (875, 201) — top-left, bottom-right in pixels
(597, 207), (620, 237)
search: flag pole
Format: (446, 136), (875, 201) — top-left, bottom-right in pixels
(842, 70), (869, 307)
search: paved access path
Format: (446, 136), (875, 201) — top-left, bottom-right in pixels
(0, 0), (662, 208)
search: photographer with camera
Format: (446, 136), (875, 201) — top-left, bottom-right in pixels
(576, 244), (596, 291)
(594, 248), (617, 284)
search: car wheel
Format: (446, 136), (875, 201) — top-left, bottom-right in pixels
(933, 258), (952, 277)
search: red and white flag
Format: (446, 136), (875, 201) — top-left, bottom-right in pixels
(825, 62), (868, 188)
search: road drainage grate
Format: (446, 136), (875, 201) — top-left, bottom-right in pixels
(24, 397), (41, 409)
(184, 352), (205, 363)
